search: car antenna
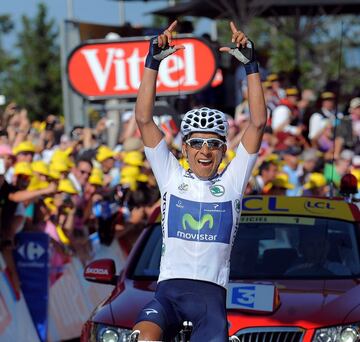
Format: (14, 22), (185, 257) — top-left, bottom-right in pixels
(329, 21), (344, 198)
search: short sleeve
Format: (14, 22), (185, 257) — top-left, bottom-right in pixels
(223, 142), (258, 194)
(144, 138), (182, 191)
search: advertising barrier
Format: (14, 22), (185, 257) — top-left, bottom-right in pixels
(47, 235), (127, 341)
(67, 36), (217, 99)
(14, 232), (50, 342)
(0, 233), (127, 341)
(0, 254), (40, 341)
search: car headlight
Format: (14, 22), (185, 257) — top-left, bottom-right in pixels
(96, 324), (132, 342)
(313, 324), (360, 342)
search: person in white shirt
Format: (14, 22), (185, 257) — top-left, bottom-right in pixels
(130, 20), (266, 342)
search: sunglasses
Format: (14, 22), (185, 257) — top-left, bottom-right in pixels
(186, 138), (225, 150)
(79, 169), (91, 176)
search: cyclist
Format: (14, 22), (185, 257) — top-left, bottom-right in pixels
(131, 20), (266, 342)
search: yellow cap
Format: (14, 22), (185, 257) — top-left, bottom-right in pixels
(51, 150), (74, 168)
(267, 74), (279, 82)
(48, 168), (61, 180)
(120, 177), (138, 191)
(89, 168), (104, 186)
(31, 121), (42, 131)
(262, 81), (272, 89)
(321, 91), (336, 100)
(13, 141), (35, 155)
(303, 173), (327, 189)
(14, 162), (33, 176)
(123, 151), (144, 167)
(50, 161), (69, 173)
(44, 197), (56, 213)
(39, 121), (46, 132)
(265, 153), (281, 163)
(270, 173), (295, 190)
(27, 177), (49, 191)
(137, 173), (149, 183)
(120, 165), (148, 189)
(96, 145), (115, 162)
(57, 179), (78, 194)
(31, 160), (49, 176)
(121, 165), (141, 178)
(286, 88), (299, 96)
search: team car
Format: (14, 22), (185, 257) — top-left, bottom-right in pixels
(81, 190), (360, 342)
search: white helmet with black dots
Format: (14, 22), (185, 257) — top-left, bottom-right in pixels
(180, 107), (229, 137)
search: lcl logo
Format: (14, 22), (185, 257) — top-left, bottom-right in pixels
(17, 242), (45, 261)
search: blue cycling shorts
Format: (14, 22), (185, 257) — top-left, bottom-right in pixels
(135, 278), (228, 342)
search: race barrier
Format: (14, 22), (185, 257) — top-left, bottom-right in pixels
(0, 232), (127, 342)
(0, 253), (40, 341)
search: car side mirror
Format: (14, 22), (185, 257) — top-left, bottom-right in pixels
(84, 259), (118, 285)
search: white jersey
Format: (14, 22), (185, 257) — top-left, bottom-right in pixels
(144, 139), (257, 288)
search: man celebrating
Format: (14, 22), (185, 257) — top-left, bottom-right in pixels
(131, 21), (266, 341)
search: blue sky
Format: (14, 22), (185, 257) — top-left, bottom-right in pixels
(2, 0), (211, 47)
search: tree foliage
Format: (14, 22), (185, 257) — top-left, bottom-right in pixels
(5, 3), (62, 120)
(216, 14), (360, 98)
(0, 15), (15, 92)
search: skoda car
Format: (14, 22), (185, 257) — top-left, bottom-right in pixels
(81, 195), (360, 342)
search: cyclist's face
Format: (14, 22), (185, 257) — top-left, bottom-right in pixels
(183, 132), (226, 180)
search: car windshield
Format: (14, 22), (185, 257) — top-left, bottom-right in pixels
(131, 218), (360, 280)
(230, 216), (360, 279)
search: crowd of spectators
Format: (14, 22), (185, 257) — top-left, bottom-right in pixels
(0, 67), (359, 293)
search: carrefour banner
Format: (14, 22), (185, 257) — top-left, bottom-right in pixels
(14, 232), (49, 342)
(0, 254), (40, 341)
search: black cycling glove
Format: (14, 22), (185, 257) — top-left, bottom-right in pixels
(228, 39), (259, 75)
(145, 36), (176, 71)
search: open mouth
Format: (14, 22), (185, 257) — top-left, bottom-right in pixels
(198, 159), (212, 167)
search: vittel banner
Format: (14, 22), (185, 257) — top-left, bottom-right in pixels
(67, 37), (217, 100)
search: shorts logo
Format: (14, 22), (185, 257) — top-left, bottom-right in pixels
(210, 185), (225, 197)
(182, 213), (213, 231)
(144, 308), (158, 316)
(178, 183), (189, 193)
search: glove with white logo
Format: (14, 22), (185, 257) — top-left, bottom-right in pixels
(228, 39), (258, 75)
(228, 39), (255, 64)
(220, 22), (259, 75)
(145, 36), (177, 70)
(145, 20), (184, 71)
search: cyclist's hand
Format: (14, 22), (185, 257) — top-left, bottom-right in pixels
(219, 21), (255, 65)
(145, 20), (185, 70)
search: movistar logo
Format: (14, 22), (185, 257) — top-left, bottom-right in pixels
(182, 213), (214, 231)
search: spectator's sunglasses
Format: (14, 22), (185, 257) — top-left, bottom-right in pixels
(185, 138), (225, 150)
(79, 169), (91, 176)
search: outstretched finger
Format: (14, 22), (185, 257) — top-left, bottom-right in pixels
(230, 21), (238, 34)
(219, 47), (231, 53)
(167, 20), (178, 33)
(164, 30), (173, 44)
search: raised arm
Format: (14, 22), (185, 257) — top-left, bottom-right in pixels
(135, 21), (184, 148)
(220, 22), (267, 154)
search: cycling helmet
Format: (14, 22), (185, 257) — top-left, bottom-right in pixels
(180, 107), (229, 137)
